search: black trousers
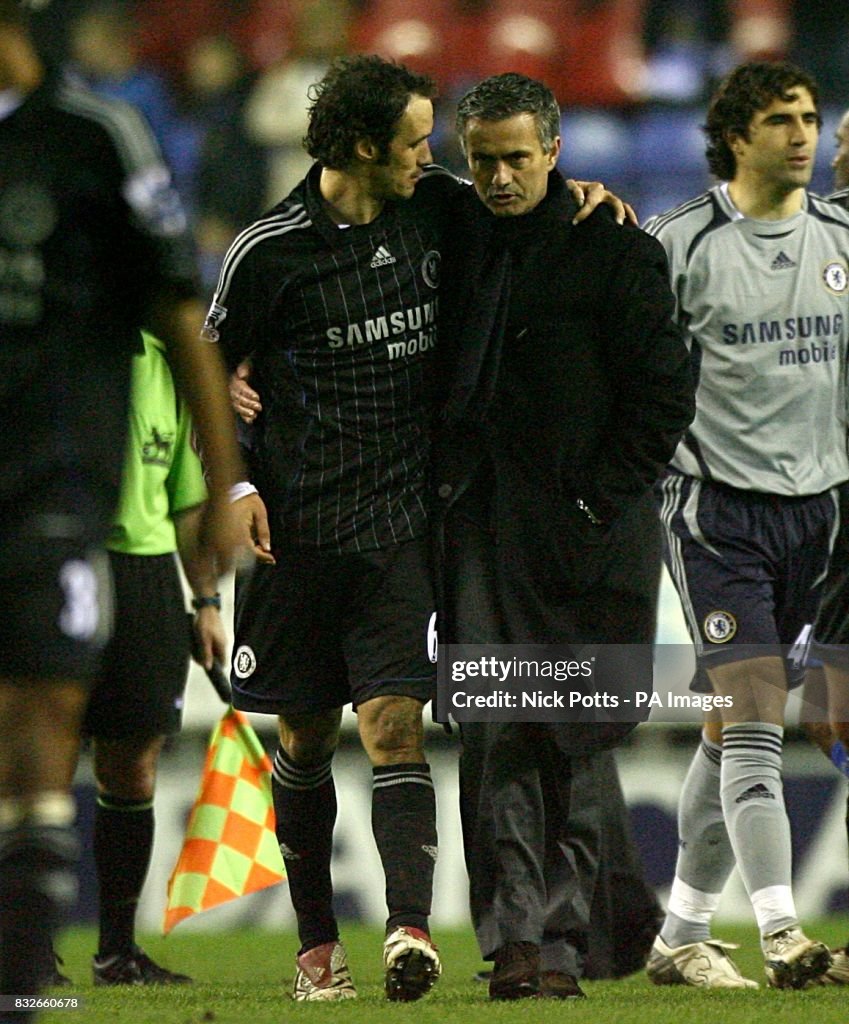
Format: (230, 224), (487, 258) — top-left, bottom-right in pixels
(443, 489), (661, 974)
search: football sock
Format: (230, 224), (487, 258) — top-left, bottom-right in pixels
(94, 794), (154, 956)
(371, 763), (436, 933)
(271, 746), (337, 953)
(720, 723), (796, 938)
(661, 733), (732, 947)
(0, 794), (77, 1005)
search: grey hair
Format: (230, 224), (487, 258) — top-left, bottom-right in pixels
(456, 73), (560, 155)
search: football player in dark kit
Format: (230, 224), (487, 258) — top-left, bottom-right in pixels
(0, 2), (241, 1018)
(208, 55), (454, 1003)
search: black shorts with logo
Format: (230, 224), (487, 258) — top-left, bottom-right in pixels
(657, 471), (837, 676)
(83, 551), (190, 738)
(230, 536), (435, 715)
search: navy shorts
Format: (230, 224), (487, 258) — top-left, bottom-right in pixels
(83, 552), (190, 738)
(657, 472), (838, 678)
(230, 536), (436, 716)
(812, 480), (849, 670)
(0, 515), (111, 683)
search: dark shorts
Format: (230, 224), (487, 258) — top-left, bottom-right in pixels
(230, 536), (435, 715)
(812, 480), (849, 670)
(83, 552), (190, 738)
(0, 514), (112, 683)
(657, 472), (838, 680)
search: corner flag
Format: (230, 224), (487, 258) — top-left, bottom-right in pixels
(163, 706), (286, 934)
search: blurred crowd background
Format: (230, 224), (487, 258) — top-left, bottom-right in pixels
(21, 0), (849, 929)
(30, 0), (849, 293)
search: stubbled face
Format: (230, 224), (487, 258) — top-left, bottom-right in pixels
(730, 87), (819, 194)
(463, 113), (560, 217)
(834, 110), (849, 190)
(371, 93), (434, 201)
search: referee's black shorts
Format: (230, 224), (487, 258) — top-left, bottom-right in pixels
(83, 551), (190, 739)
(230, 536), (435, 716)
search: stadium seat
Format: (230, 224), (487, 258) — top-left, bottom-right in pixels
(469, 0), (646, 107)
(729, 0), (791, 60)
(471, 0), (565, 97)
(352, 0), (456, 86)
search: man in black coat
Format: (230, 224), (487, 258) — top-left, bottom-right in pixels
(433, 73), (694, 1001)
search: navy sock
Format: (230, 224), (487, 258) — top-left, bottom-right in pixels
(94, 795), (154, 957)
(372, 763), (437, 934)
(271, 747), (337, 953)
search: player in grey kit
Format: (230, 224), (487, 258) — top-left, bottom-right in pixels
(644, 61), (849, 990)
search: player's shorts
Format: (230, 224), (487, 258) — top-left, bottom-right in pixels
(83, 552), (190, 738)
(657, 471), (838, 681)
(230, 536), (435, 715)
(0, 514), (112, 683)
(811, 480), (849, 671)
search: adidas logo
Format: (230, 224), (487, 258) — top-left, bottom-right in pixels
(370, 245), (396, 268)
(735, 783), (775, 804)
(770, 250), (796, 270)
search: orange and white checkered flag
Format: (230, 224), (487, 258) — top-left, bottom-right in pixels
(163, 707), (286, 933)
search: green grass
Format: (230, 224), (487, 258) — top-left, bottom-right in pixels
(42, 920), (849, 1024)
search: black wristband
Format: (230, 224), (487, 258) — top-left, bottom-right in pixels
(192, 593), (221, 611)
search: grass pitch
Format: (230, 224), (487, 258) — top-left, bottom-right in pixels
(42, 919), (849, 1024)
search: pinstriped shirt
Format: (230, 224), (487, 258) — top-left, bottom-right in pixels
(206, 163), (460, 553)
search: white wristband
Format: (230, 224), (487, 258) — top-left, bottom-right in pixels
(229, 481), (258, 503)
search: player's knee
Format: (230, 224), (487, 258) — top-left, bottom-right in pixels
(94, 762), (155, 802)
(358, 695), (424, 762)
(278, 709), (340, 764)
(93, 736), (162, 801)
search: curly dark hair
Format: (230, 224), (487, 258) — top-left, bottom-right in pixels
(455, 73), (560, 156)
(704, 61), (821, 180)
(304, 54), (436, 170)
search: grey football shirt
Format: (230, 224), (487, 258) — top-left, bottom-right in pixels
(644, 184), (849, 495)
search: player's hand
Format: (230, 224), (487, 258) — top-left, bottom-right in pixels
(192, 606), (227, 670)
(566, 179), (638, 226)
(235, 491), (276, 564)
(230, 359), (262, 423)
